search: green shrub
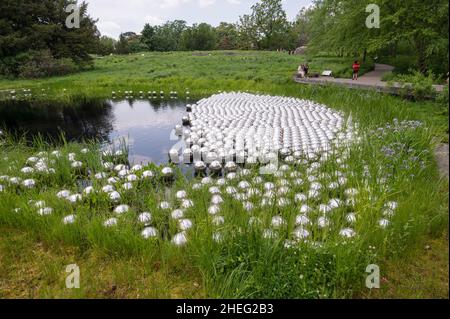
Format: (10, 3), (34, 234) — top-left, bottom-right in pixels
(437, 85), (449, 104)
(380, 55), (418, 74)
(389, 70), (437, 100)
(381, 71), (395, 82)
(17, 50), (78, 78)
(0, 54), (29, 78)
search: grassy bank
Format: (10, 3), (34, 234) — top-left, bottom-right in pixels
(0, 51), (448, 298)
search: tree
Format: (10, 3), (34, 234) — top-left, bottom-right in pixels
(142, 20), (187, 52)
(97, 36), (116, 55)
(291, 7), (314, 48)
(140, 24), (156, 50)
(0, 0), (100, 76)
(116, 34), (131, 55)
(237, 14), (258, 50)
(236, 0), (290, 50)
(216, 22), (239, 50)
(372, 0), (449, 74)
(251, 0), (290, 50)
(181, 23), (217, 51)
(306, 0), (449, 75)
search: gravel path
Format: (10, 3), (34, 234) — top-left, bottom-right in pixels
(294, 64), (445, 93)
(435, 143), (449, 178)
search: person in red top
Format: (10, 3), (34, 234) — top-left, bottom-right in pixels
(352, 60), (361, 80)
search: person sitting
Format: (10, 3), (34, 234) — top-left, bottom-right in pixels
(297, 64), (306, 78)
(304, 63), (310, 77)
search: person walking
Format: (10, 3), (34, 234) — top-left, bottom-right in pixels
(352, 60), (360, 80)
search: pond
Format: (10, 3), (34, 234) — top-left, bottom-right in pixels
(0, 99), (190, 165)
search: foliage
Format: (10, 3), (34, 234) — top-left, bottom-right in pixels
(96, 36), (116, 56)
(251, 0), (290, 50)
(0, 0), (99, 77)
(306, 0), (449, 76)
(437, 85), (449, 105)
(180, 23), (217, 51)
(388, 70), (437, 100)
(216, 23), (240, 50)
(140, 21), (187, 52)
(289, 7), (314, 49)
(17, 50), (78, 78)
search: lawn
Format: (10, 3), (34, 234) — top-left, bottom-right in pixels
(0, 51), (448, 299)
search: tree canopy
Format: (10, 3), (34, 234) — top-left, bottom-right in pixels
(0, 0), (99, 77)
(306, 0), (449, 75)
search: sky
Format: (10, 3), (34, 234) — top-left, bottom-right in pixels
(85, 0), (313, 39)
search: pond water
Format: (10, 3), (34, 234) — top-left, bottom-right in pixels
(0, 99), (190, 165)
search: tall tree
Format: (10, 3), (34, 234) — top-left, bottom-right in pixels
(116, 33), (131, 54)
(372, 0), (449, 74)
(251, 0), (290, 50)
(291, 7), (314, 48)
(181, 23), (217, 51)
(97, 36), (116, 55)
(140, 23), (156, 50)
(237, 14), (258, 50)
(0, 0), (100, 75)
(148, 20), (187, 52)
(216, 22), (239, 50)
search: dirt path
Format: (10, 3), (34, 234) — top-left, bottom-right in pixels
(294, 63), (445, 93)
(435, 143), (449, 178)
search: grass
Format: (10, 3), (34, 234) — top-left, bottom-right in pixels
(0, 51), (448, 299)
(0, 227), (204, 298)
(362, 235), (449, 299)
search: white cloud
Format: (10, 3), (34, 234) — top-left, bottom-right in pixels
(226, 0), (242, 4)
(96, 21), (122, 38)
(159, 0), (191, 9)
(198, 0), (216, 8)
(144, 15), (165, 26)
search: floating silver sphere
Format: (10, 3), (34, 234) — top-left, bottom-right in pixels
(161, 167), (174, 180)
(224, 161), (237, 173)
(194, 161), (207, 173)
(169, 149), (180, 163)
(182, 116), (190, 126)
(209, 161), (222, 174)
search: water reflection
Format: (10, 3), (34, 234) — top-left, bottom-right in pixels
(0, 99), (189, 164)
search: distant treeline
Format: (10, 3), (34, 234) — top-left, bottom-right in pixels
(98, 0), (304, 55)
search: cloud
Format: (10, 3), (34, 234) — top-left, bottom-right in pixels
(144, 15), (165, 26)
(159, 0), (191, 9)
(226, 0), (242, 4)
(96, 21), (122, 38)
(198, 0), (216, 8)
